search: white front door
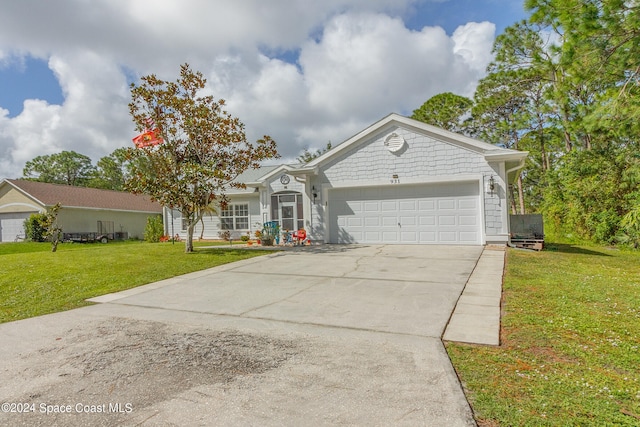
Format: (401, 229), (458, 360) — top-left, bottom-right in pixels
(280, 202), (297, 231)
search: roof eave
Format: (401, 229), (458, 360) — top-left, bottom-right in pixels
(484, 151), (529, 162)
(288, 165), (318, 176)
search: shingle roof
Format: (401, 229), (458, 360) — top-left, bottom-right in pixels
(5, 179), (162, 213)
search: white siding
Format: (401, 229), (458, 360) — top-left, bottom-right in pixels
(317, 125), (507, 243)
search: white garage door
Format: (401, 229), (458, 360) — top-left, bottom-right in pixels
(329, 182), (481, 245)
(0, 212), (33, 242)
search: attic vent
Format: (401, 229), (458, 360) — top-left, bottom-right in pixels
(384, 133), (406, 153)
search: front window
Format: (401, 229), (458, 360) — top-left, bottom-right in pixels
(220, 203), (249, 230)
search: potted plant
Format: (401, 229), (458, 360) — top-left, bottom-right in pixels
(254, 230), (262, 245)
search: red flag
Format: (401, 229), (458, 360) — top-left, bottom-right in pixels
(132, 129), (163, 148)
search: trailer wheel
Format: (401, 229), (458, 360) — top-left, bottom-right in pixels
(100, 236), (108, 244)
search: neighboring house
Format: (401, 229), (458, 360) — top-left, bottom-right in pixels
(0, 179), (162, 242)
(166, 113), (528, 246)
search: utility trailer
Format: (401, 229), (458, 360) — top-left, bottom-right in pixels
(63, 232), (113, 243)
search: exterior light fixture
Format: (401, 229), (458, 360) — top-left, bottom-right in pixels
(312, 185), (318, 203)
(487, 175), (496, 195)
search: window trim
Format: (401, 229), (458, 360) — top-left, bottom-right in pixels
(220, 203), (250, 230)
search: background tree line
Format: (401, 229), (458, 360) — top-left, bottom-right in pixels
(22, 148), (134, 191)
(411, 0), (640, 245)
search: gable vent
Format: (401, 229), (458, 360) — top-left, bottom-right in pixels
(384, 133), (406, 153)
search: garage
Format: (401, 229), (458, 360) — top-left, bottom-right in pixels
(0, 212), (33, 242)
(329, 181), (481, 245)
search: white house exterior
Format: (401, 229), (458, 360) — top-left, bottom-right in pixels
(165, 114), (528, 245)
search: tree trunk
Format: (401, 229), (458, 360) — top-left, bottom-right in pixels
(185, 222), (195, 253)
(184, 211), (205, 253)
(563, 129), (572, 152)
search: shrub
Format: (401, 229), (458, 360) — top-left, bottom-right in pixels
(23, 212), (48, 242)
(144, 215), (164, 243)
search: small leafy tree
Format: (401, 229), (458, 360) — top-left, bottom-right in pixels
(127, 64), (279, 252)
(41, 203), (62, 252)
(144, 215), (164, 243)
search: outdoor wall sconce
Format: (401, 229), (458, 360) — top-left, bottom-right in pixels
(487, 175), (496, 195)
(312, 185), (318, 203)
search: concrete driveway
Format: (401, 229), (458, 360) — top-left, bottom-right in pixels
(0, 244), (483, 426)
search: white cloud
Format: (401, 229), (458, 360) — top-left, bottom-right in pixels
(452, 21), (496, 77)
(0, 1), (498, 179)
(0, 52), (132, 177)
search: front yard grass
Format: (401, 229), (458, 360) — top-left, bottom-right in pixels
(447, 244), (640, 426)
(0, 241), (269, 323)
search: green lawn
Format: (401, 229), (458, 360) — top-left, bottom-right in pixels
(447, 244), (640, 426)
(0, 241), (269, 323)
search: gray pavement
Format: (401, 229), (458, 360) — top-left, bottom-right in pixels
(0, 244), (503, 426)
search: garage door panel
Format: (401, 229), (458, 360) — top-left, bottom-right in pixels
(365, 231), (380, 241)
(400, 231), (418, 242)
(329, 182), (481, 245)
(419, 216), (436, 226)
(439, 231), (458, 243)
(382, 216), (397, 227)
(460, 232), (479, 243)
(382, 231), (399, 241)
(458, 199), (477, 210)
(418, 200), (435, 210)
(347, 217), (363, 227)
(349, 201), (363, 213)
(438, 199), (456, 210)
(364, 202), (379, 212)
(400, 216), (416, 226)
(399, 200), (416, 210)
(381, 201), (396, 211)
(419, 231), (437, 242)
(459, 215), (477, 226)
(364, 217), (380, 227)
(438, 216), (456, 226)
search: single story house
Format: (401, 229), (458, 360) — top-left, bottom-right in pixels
(0, 179), (162, 242)
(166, 113), (528, 245)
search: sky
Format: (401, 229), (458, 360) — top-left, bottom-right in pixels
(0, 0), (527, 180)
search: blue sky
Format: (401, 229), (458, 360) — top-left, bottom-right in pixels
(0, 0), (527, 180)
